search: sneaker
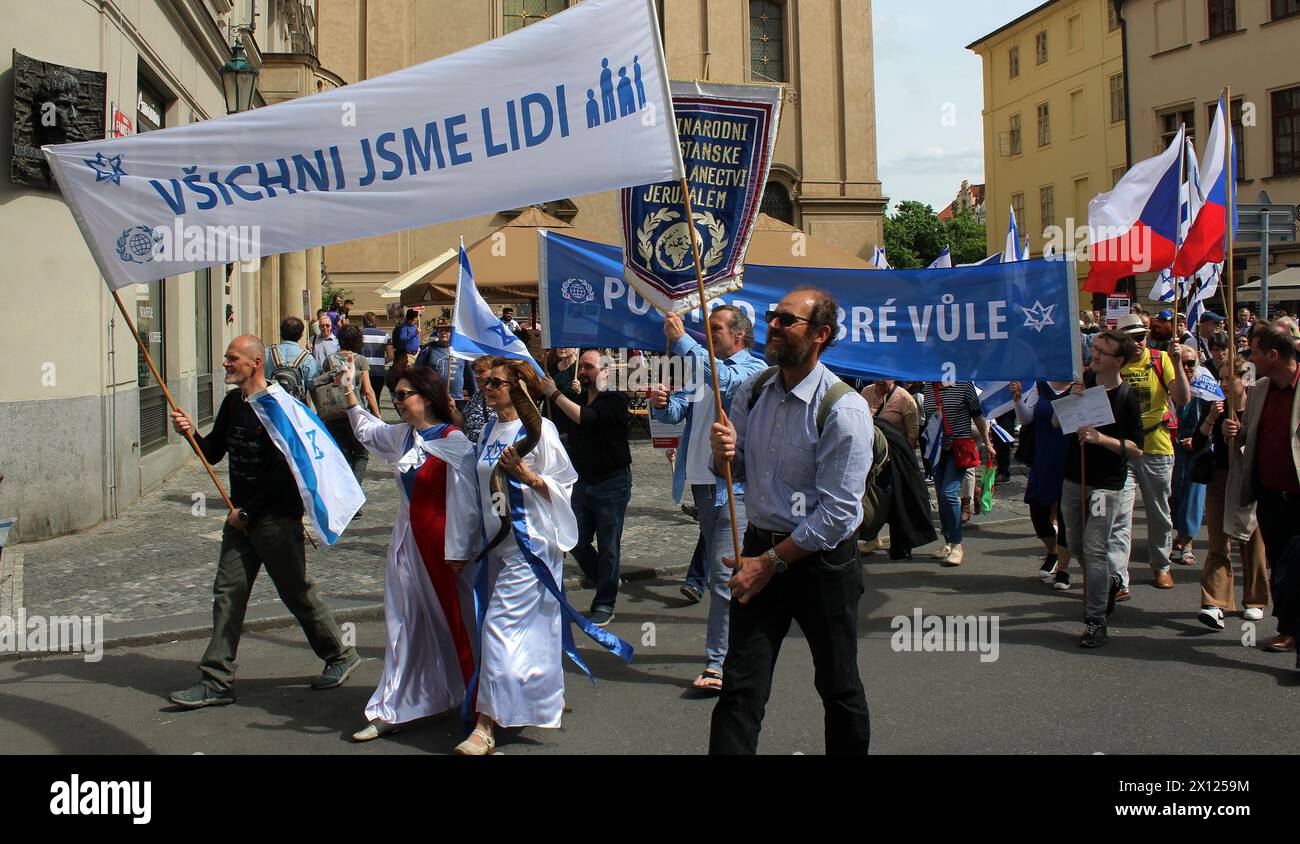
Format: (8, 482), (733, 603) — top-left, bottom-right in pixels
(1078, 620), (1109, 648)
(1198, 606), (1226, 630)
(679, 584), (703, 604)
(680, 503), (699, 521)
(589, 608), (615, 627)
(1038, 555), (1058, 581)
(1242, 607), (1264, 621)
(942, 544), (964, 567)
(311, 654), (362, 690)
(1052, 570), (1071, 591)
(932, 543), (953, 560)
(1106, 575), (1122, 617)
(169, 682), (234, 709)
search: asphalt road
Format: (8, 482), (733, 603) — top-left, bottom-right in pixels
(4, 521), (1296, 755)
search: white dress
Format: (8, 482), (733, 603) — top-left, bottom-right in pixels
(467, 416), (578, 729)
(347, 407), (480, 725)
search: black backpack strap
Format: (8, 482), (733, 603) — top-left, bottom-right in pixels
(746, 366), (780, 412)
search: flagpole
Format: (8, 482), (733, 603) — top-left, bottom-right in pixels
(1173, 126), (1189, 326)
(1222, 86), (1238, 460)
(678, 178), (744, 567)
(109, 289), (235, 512)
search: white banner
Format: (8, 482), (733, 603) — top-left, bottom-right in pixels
(43, 0), (682, 291)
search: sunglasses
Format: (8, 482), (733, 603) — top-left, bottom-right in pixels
(392, 389), (419, 402)
(482, 376), (510, 390)
(764, 310), (811, 328)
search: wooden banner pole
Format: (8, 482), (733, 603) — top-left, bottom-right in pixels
(109, 289), (234, 512)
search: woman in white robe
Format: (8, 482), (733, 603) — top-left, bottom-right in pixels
(452, 358), (581, 755)
(338, 365), (479, 741)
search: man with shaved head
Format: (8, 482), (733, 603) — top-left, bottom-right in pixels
(167, 336), (359, 708)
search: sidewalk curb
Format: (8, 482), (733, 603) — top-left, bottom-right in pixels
(0, 562), (696, 661)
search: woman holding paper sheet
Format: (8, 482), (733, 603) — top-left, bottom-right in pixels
(1056, 329), (1144, 650)
(337, 365), (480, 742)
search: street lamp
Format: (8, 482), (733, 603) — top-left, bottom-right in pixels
(220, 40), (258, 114)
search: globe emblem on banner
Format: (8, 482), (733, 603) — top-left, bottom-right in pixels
(560, 277), (595, 304)
(115, 225), (161, 263)
(637, 208), (729, 275)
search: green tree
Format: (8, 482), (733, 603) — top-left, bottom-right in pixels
(945, 211), (988, 266)
(321, 282), (353, 312)
(883, 200), (945, 268)
(882, 201), (989, 268)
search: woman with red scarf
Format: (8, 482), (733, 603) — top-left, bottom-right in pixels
(338, 365), (480, 741)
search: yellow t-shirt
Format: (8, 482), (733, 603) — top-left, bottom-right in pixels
(1121, 348), (1177, 456)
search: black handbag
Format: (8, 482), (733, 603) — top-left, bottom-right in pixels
(1014, 422), (1035, 467)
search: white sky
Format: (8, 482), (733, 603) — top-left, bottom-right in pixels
(873, 0), (1045, 213)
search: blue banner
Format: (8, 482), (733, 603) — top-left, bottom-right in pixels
(539, 230), (1082, 383)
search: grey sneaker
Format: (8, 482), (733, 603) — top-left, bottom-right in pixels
(169, 682), (234, 709)
(589, 609), (614, 627)
(311, 654), (362, 690)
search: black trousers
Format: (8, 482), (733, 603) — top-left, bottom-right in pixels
(1256, 488), (1300, 633)
(709, 526), (870, 755)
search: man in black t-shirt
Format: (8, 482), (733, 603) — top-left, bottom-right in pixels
(1058, 329), (1145, 649)
(541, 349), (631, 626)
(168, 335), (360, 707)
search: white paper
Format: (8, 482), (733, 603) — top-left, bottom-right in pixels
(648, 414), (685, 449)
(1051, 385), (1115, 434)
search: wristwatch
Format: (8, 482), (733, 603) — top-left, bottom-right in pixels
(766, 546), (788, 574)
(237, 509), (251, 525)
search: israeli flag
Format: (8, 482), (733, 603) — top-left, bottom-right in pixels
(1003, 207), (1023, 263)
(990, 420), (1014, 444)
(958, 252), (1002, 267)
(248, 384), (364, 546)
(0, 516), (15, 559)
(1189, 365), (1226, 402)
(870, 246), (891, 269)
(450, 240), (544, 376)
(927, 246), (952, 269)
(976, 380), (1030, 420)
(1185, 262), (1222, 328)
(1021, 238), (1031, 261)
(921, 413), (943, 467)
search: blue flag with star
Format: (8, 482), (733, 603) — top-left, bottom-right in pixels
(450, 240), (544, 377)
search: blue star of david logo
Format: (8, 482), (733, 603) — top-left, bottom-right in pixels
(481, 441), (506, 463)
(83, 152), (127, 186)
(1018, 300), (1056, 333)
(485, 319), (515, 347)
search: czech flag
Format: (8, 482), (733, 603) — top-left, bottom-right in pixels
(1172, 96), (1237, 277)
(1084, 125), (1184, 294)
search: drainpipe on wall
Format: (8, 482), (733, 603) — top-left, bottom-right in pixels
(108, 313), (118, 520)
(1116, 0), (1132, 169)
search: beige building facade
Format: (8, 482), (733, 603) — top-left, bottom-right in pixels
(0, 0), (334, 542)
(316, 0), (888, 320)
(1118, 0), (1300, 304)
(970, 0), (1128, 289)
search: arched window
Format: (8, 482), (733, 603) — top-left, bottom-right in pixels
(749, 1), (786, 83)
(503, 0), (566, 34)
(760, 181), (794, 224)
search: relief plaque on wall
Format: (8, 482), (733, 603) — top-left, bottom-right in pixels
(10, 50), (108, 189)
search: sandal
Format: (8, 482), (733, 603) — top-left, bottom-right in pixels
(691, 668), (723, 692)
(453, 727), (496, 756)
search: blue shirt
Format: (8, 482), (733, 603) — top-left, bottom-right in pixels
(265, 341), (319, 388)
(726, 361), (874, 551)
(651, 336), (764, 504)
(393, 321), (421, 354)
(416, 343), (466, 400)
